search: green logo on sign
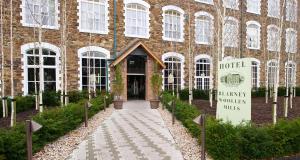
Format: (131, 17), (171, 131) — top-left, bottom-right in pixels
(221, 73), (244, 87)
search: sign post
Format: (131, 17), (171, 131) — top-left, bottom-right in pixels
(216, 58), (252, 125)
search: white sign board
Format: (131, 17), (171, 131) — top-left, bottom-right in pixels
(216, 58), (252, 125)
(168, 74), (174, 84)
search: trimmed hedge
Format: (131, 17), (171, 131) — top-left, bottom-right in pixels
(0, 94), (112, 160)
(161, 92), (300, 160)
(0, 96), (35, 116)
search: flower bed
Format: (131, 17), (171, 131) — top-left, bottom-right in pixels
(0, 93), (112, 160)
(161, 92), (300, 160)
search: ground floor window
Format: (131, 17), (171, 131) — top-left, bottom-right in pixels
(163, 56), (182, 91)
(195, 57), (211, 90)
(81, 51), (107, 91)
(26, 48), (58, 94)
(252, 60), (260, 89)
(285, 62), (296, 87)
(267, 60), (278, 87)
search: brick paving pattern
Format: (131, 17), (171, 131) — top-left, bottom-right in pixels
(67, 101), (184, 160)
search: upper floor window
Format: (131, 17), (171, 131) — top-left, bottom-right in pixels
(246, 21), (261, 49)
(195, 0), (214, 5)
(162, 6), (185, 42)
(195, 12), (214, 45)
(21, 0), (59, 29)
(78, 0), (109, 34)
(268, 0), (280, 18)
(247, 0), (261, 14)
(124, 0), (150, 38)
(223, 0), (239, 9)
(223, 17), (239, 48)
(286, 0), (297, 22)
(286, 28), (297, 53)
(267, 25), (280, 52)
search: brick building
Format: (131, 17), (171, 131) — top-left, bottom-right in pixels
(0, 0), (299, 101)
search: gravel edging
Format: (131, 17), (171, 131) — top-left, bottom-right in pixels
(158, 104), (212, 160)
(33, 104), (115, 160)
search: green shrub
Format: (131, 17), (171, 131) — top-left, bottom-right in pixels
(43, 91), (61, 107)
(251, 87), (266, 97)
(193, 89), (210, 100)
(161, 92), (300, 160)
(68, 90), (88, 103)
(0, 94), (112, 160)
(296, 87), (300, 96)
(0, 96), (35, 116)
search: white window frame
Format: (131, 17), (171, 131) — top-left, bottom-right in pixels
(77, 0), (109, 34)
(78, 46), (110, 91)
(162, 5), (185, 42)
(194, 54), (212, 90)
(250, 58), (260, 88)
(20, 0), (60, 29)
(268, 0), (280, 18)
(124, 0), (150, 39)
(247, 0), (261, 14)
(267, 59), (278, 87)
(195, 11), (214, 45)
(246, 21), (261, 50)
(267, 25), (280, 52)
(286, 0), (297, 22)
(223, 0), (239, 10)
(223, 16), (239, 48)
(162, 52), (185, 90)
(286, 28), (297, 53)
(21, 42), (61, 95)
(285, 61), (297, 87)
(195, 0), (214, 5)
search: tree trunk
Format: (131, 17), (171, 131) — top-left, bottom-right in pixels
(38, 26), (43, 112)
(10, 0), (16, 127)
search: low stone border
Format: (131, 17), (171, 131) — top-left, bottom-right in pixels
(33, 104), (115, 160)
(158, 104), (212, 160)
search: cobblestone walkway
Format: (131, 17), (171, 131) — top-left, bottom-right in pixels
(67, 101), (184, 160)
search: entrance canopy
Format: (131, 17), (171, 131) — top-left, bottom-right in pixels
(110, 39), (166, 68)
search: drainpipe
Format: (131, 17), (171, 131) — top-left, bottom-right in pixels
(113, 0), (117, 58)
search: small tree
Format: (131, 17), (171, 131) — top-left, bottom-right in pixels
(112, 65), (124, 100)
(151, 62), (162, 100)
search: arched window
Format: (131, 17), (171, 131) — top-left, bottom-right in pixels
(268, 0), (280, 18)
(78, 0), (109, 34)
(251, 59), (260, 89)
(195, 12), (214, 45)
(195, 55), (212, 90)
(223, 17), (239, 48)
(246, 21), (261, 49)
(78, 46), (110, 91)
(286, 0), (297, 22)
(124, 0), (150, 38)
(286, 28), (297, 53)
(162, 5), (184, 42)
(267, 25), (280, 52)
(162, 52), (185, 91)
(285, 61), (296, 87)
(267, 60), (278, 87)
(21, 0), (59, 29)
(21, 43), (60, 95)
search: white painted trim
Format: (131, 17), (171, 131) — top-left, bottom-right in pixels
(286, 0), (298, 22)
(223, 16), (239, 48)
(194, 0), (214, 5)
(21, 42), (61, 95)
(267, 0), (280, 18)
(194, 11), (214, 45)
(223, 0), (239, 10)
(20, 0), (60, 30)
(249, 58), (261, 88)
(124, 0), (150, 39)
(77, 46), (111, 91)
(162, 5), (185, 42)
(246, 21), (261, 50)
(267, 24), (280, 52)
(194, 54), (213, 89)
(284, 61), (297, 87)
(77, 0), (109, 34)
(246, 0), (261, 14)
(162, 52), (185, 90)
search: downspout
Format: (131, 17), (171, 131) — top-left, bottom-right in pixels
(113, 0), (117, 58)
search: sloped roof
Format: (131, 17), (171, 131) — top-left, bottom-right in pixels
(110, 40), (166, 68)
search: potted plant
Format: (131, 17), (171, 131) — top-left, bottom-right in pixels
(150, 62), (163, 109)
(112, 64), (124, 109)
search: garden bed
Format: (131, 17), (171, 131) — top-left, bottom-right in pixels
(193, 97), (300, 125)
(0, 109), (38, 128)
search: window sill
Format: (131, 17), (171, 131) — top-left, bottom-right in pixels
(194, 0), (214, 5)
(125, 33), (150, 39)
(247, 46), (260, 50)
(79, 29), (109, 35)
(162, 37), (184, 43)
(21, 22), (59, 30)
(196, 41), (213, 45)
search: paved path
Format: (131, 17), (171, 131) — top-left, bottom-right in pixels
(67, 101), (184, 160)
